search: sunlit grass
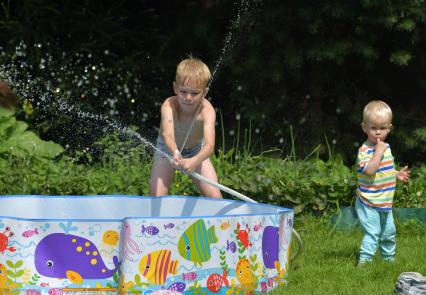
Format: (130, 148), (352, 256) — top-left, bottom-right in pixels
(270, 214), (426, 295)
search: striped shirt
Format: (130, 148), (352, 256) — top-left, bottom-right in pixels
(356, 141), (396, 212)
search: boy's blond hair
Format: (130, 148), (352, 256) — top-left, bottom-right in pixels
(175, 57), (211, 88)
(362, 100), (393, 124)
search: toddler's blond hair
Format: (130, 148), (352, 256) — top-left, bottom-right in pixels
(362, 100), (393, 125)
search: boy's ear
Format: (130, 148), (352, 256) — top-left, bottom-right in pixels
(361, 122), (367, 133)
(204, 87), (209, 97)
(173, 82), (178, 94)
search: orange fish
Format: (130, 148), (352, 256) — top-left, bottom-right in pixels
(206, 270), (229, 292)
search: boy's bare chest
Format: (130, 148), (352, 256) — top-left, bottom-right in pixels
(173, 119), (203, 147)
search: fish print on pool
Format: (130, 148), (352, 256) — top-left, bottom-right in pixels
(0, 198), (294, 294)
(177, 219), (217, 267)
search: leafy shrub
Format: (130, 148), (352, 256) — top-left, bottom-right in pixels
(1, 109), (424, 213)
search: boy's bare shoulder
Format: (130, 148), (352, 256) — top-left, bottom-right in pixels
(201, 99), (215, 114)
(161, 96), (177, 109)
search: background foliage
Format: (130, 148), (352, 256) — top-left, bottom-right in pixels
(1, 110), (425, 212)
(0, 0), (425, 209)
(0, 0), (425, 164)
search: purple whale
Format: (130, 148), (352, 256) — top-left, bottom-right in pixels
(34, 233), (118, 280)
(262, 226), (279, 269)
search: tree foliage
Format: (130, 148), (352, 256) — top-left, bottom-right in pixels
(0, 0), (425, 164)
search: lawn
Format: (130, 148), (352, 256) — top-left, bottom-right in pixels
(270, 214), (426, 295)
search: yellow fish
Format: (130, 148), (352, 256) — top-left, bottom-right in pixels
(220, 221), (231, 230)
(236, 258), (256, 291)
(0, 263), (8, 288)
(139, 250), (178, 285)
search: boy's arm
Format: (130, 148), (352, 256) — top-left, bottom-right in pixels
(363, 138), (387, 176)
(160, 98), (179, 153)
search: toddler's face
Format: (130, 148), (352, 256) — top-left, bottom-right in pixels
(362, 117), (392, 145)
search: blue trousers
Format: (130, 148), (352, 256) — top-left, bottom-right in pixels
(355, 197), (396, 262)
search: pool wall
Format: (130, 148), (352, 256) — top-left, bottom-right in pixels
(0, 195), (294, 294)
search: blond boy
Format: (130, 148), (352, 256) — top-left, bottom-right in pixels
(149, 57), (222, 198)
(355, 100), (409, 266)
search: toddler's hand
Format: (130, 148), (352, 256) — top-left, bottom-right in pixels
(375, 137), (388, 154)
(397, 166), (410, 183)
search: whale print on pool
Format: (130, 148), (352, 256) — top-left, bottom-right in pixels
(178, 219), (217, 266)
(34, 233), (119, 283)
(262, 226), (279, 269)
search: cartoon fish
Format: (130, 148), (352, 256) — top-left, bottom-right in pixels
(182, 272), (197, 281)
(40, 282), (49, 287)
(206, 270), (229, 292)
(253, 223), (262, 232)
(102, 230), (119, 246)
(48, 288), (63, 295)
(220, 221), (230, 230)
(141, 225), (159, 236)
(226, 240), (236, 253)
(236, 223), (252, 249)
(138, 250), (178, 285)
(22, 228), (39, 238)
(164, 223), (175, 230)
(262, 226), (279, 269)
(236, 258), (256, 291)
(34, 233), (118, 284)
(0, 263), (8, 288)
(168, 281), (186, 292)
(178, 219), (217, 266)
(260, 281), (267, 293)
(0, 226), (16, 254)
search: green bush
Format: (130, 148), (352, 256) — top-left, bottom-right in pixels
(1, 109), (424, 213)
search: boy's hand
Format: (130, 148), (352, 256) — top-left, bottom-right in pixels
(170, 149), (182, 169)
(397, 166), (410, 183)
(375, 137), (388, 154)
(179, 158), (198, 173)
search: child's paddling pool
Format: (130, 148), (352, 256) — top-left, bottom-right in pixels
(0, 195), (294, 294)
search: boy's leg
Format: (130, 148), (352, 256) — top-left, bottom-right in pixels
(149, 157), (175, 196)
(191, 158), (222, 199)
(355, 197), (381, 262)
(379, 211), (396, 261)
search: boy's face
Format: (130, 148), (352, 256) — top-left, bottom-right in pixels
(361, 117), (392, 145)
(173, 80), (208, 111)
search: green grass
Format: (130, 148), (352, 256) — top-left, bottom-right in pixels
(270, 214), (426, 295)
